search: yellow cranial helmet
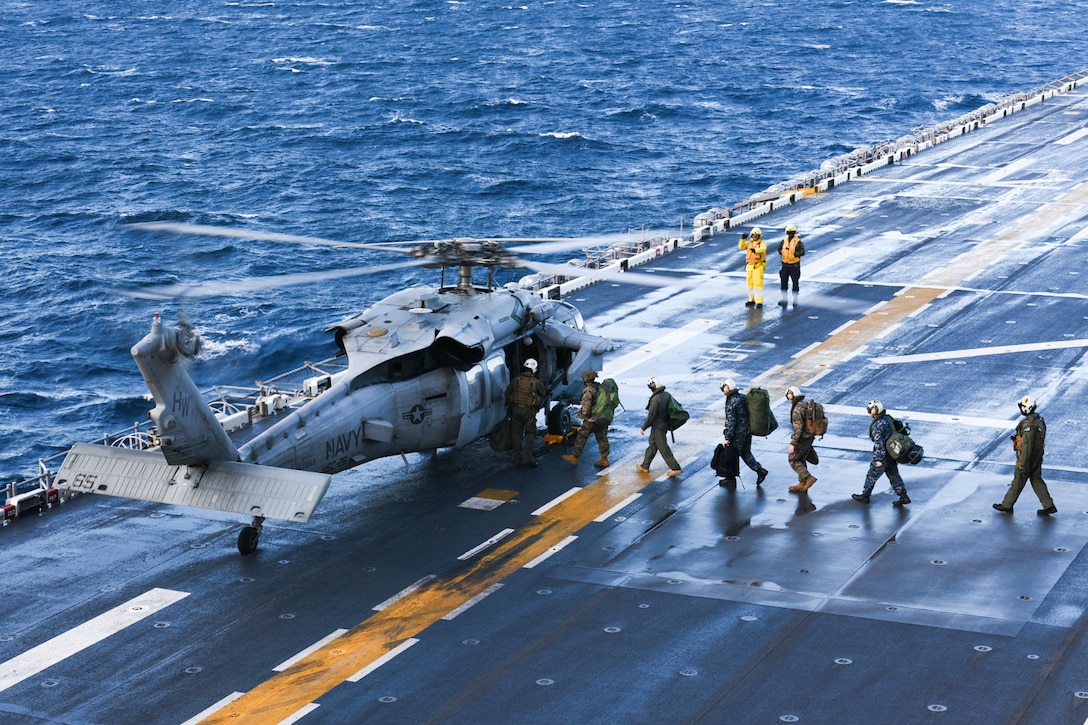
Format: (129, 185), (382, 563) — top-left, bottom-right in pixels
(750, 228), (762, 238)
(786, 224), (797, 233)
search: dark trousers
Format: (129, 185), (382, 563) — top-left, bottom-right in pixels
(780, 264), (801, 292)
(510, 405), (538, 465)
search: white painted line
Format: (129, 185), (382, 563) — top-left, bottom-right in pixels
(594, 493), (642, 522)
(372, 575), (437, 611)
(0, 587), (189, 694)
(274, 629), (348, 672)
(441, 583), (504, 621)
(603, 319), (720, 376)
(907, 302), (931, 318)
(1056, 127), (1088, 145)
(862, 300), (887, 315)
(346, 638), (420, 682)
(531, 487), (582, 516)
(822, 403), (1014, 429)
(457, 528), (516, 560)
(871, 338), (1088, 365)
(791, 341), (822, 359)
(978, 156), (1034, 185)
(874, 321), (902, 339)
(800, 368), (832, 388)
(180, 692), (245, 725)
(279, 703), (321, 723)
(803, 246), (854, 276)
(827, 319), (858, 337)
(753, 363), (784, 386)
(523, 535), (579, 569)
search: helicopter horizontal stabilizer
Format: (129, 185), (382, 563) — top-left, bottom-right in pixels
(54, 443), (331, 523)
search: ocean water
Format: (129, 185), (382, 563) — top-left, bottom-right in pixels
(2, 0), (1087, 481)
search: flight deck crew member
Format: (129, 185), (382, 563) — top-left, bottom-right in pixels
(720, 379), (769, 487)
(786, 386), (817, 492)
(739, 228), (767, 308)
(563, 369), (611, 468)
(505, 358), (547, 468)
(993, 396), (1057, 515)
(852, 400), (910, 506)
(777, 224), (806, 308)
(637, 377), (682, 476)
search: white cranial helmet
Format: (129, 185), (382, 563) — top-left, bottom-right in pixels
(523, 358), (538, 373)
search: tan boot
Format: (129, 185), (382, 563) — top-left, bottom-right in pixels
(802, 475), (817, 491)
(593, 458), (610, 467)
(636, 464), (650, 473)
(666, 469), (683, 477)
(788, 482), (806, 493)
(562, 454), (579, 465)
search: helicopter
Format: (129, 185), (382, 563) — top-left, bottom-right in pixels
(52, 223), (692, 555)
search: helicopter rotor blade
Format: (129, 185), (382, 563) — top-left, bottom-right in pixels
(516, 260), (710, 290)
(128, 222), (418, 255)
(115, 259), (428, 301)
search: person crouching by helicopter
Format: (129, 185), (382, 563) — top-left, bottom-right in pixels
(563, 369), (611, 468)
(637, 377), (682, 477)
(505, 358), (547, 468)
(739, 228), (767, 309)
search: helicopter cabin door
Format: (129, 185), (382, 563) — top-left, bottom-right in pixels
(455, 353), (509, 448)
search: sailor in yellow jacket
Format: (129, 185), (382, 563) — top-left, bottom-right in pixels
(739, 228), (767, 308)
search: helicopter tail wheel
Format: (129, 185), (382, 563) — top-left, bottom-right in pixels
(237, 515), (265, 555)
(546, 403), (572, 436)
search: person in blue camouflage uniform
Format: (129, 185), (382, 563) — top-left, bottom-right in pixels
(852, 400), (910, 507)
(993, 396), (1056, 515)
(720, 380), (768, 487)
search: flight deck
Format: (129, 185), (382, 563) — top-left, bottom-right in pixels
(4, 78), (1088, 724)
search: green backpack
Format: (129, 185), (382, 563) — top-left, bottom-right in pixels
(884, 415), (916, 463)
(666, 394), (690, 431)
(590, 378), (622, 423)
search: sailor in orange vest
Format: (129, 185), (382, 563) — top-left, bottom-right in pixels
(777, 224), (806, 308)
(739, 228), (767, 308)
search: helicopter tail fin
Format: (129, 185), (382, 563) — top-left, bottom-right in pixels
(132, 314), (240, 466)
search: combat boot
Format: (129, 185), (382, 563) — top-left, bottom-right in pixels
(851, 493), (870, 504)
(992, 503), (1013, 513)
(755, 467), (769, 486)
(893, 493), (911, 507)
(719, 476), (737, 488)
(788, 481), (806, 493)
(801, 475), (817, 491)
(593, 458), (610, 468)
(561, 454), (579, 466)
(1038, 505), (1057, 515)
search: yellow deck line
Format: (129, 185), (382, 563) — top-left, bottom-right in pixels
(200, 181), (1088, 723)
(199, 469), (654, 723)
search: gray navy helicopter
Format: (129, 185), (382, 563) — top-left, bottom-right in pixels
(53, 223), (689, 554)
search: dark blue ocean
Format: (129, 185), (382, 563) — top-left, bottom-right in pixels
(2, 0), (1087, 482)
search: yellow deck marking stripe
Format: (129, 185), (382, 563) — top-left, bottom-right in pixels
(760, 181), (1088, 389)
(198, 468), (655, 723)
(200, 181), (1088, 724)
(474, 488), (518, 501)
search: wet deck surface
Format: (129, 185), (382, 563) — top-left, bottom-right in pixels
(5, 87), (1088, 723)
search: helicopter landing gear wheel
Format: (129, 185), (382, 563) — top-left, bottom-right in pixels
(546, 403), (572, 436)
(237, 515), (265, 555)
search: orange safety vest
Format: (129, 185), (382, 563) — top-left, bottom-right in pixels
(744, 239), (766, 267)
(781, 237), (802, 265)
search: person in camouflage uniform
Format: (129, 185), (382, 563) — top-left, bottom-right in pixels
(994, 396), (1056, 515)
(505, 358), (547, 468)
(563, 369), (611, 468)
(720, 379), (769, 487)
(786, 386), (817, 492)
(852, 400), (910, 507)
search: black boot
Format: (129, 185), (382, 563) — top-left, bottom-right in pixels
(851, 493), (870, 504)
(993, 503), (1013, 513)
(893, 493), (911, 507)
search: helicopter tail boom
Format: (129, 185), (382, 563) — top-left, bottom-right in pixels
(132, 314), (241, 466)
